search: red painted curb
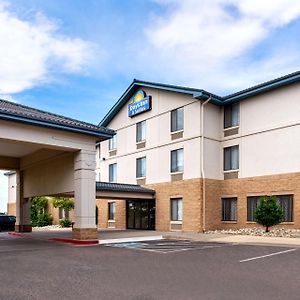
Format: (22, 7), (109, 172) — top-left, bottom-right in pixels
(49, 238), (99, 245)
(8, 232), (26, 237)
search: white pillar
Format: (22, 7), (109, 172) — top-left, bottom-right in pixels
(73, 149), (97, 240)
(15, 170), (32, 232)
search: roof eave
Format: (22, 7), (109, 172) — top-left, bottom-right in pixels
(0, 113), (114, 140)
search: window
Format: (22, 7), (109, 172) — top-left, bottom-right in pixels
(171, 198), (183, 221)
(171, 107), (184, 132)
(247, 195), (293, 222)
(224, 103), (239, 129)
(108, 202), (116, 220)
(222, 198), (237, 221)
(277, 195), (293, 222)
(136, 121), (146, 142)
(224, 145), (239, 171)
(247, 196), (259, 222)
(171, 148), (184, 173)
(136, 157), (146, 178)
(109, 134), (117, 151)
(59, 208), (70, 220)
(109, 163), (117, 182)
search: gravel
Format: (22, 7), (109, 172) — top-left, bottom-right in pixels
(205, 227), (300, 238)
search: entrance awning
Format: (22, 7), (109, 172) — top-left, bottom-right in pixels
(96, 182), (155, 200)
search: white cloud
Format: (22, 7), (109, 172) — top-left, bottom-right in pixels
(0, 2), (95, 94)
(144, 0), (300, 92)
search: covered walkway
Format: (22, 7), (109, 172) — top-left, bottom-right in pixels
(0, 99), (114, 239)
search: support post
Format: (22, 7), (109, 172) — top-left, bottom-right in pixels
(15, 171), (32, 232)
(73, 150), (97, 240)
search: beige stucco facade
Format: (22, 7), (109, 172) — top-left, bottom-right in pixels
(96, 79), (300, 232)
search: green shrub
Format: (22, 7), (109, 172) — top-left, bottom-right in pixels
(59, 219), (72, 228)
(254, 196), (284, 232)
(31, 196), (52, 227)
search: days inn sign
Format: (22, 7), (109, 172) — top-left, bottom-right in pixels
(128, 89), (152, 117)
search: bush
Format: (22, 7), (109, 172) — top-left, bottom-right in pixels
(254, 196), (284, 232)
(59, 219), (72, 228)
(31, 196), (52, 227)
(34, 213), (53, 227)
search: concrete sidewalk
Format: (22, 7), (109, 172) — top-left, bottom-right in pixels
(14, 228), (300, 247)
(160, 231), (300, 247)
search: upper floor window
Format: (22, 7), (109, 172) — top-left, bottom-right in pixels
(109, 134), (117, 151)
(136, 121), (146, 142)
(224, 103), (239, 129)
(171, 107), (184, 132)
(171, 148), (184, 173)
(224, 145), (239, 171)
(136, 157), (146, 178)
(109, 163), (117, 182)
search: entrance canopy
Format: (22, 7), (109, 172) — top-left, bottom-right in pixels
(96, 182), (155, 200)
(0, 99), (114, 239)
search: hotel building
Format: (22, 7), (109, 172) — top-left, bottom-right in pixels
(5, 71), (300, 232)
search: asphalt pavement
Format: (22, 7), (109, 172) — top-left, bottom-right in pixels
(0, 232), (299, 300)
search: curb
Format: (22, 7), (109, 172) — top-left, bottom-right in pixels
(49, 238), (99, 246)
(99, 235), (163, 245)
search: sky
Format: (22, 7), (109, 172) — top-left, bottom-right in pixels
(1, 0), (300, 211)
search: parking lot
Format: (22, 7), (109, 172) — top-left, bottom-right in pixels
(0, 232), (299, 300)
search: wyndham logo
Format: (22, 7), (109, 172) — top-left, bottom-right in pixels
(128, 89), (152, 117)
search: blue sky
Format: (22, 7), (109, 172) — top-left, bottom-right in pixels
(1, 0), (300, 211)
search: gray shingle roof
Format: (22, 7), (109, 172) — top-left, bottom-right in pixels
(96, 181), (155, 194)
(0, 99), (114, 139)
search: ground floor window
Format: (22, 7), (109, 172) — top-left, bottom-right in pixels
(222, 198), (237, 221)
(277, 195), (293, 222)
(247, 196), (259, 222)
(59, 207), (69, 220)
(247, 195), (293, 222)
(171, 198), (183, 221)
(108, 202), (116, 220)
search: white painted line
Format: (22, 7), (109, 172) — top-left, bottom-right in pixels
(99, 235), (163, 245)
(239, 249), (297, 263)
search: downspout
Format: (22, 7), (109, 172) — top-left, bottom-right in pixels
(200, 95), (211, 232)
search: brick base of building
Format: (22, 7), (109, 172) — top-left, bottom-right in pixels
(15, 224), (32, 232)
(72, 228), (98, 240)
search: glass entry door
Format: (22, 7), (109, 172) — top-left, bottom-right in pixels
(126, 200), (155, 230)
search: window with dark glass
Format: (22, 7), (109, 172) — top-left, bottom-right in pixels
(136, 157), (146, 178)
(222, 198), (237, 221)
(136, 121), (146, 142)
(277, 195), (293, 222)
(224, 103), (239, 129)
(247, 196), (260, 221)
(171, 198), (183, 221)
(171, 107), (184, 132)
(109, 163), (117, 182)
(108, 202), (116, 220)
(171, 148), (184, 173)
(224, 145), (239, 171)
(109, 134), (117, 150)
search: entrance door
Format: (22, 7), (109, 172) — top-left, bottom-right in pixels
(126, 200), (155, 230)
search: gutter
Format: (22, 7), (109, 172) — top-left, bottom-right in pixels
(200, 95), (212, 232)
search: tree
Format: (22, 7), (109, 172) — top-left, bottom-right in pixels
(254, 196), (284, 232)
(52, 197), (74, 227)
(31, 196), (52, 227)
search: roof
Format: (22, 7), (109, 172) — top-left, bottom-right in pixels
(99, 70), (300, 126)
(0, 99), (114, 140)
(96, 181), (155, 194)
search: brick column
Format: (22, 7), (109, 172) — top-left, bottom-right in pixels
(15, 171), (32, 232)
(73, 149), (97, 240)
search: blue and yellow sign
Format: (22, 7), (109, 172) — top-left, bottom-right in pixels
(128, 89), (151, 117)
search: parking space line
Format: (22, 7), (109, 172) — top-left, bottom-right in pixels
(239, 248), (297, 263)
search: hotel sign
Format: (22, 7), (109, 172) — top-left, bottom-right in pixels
(128, 89), (152, 117)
